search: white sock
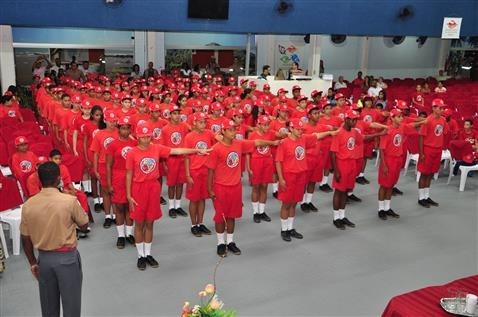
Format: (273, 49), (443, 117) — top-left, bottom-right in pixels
(378, 200), (385, 211)
(384, 200), (391, 211)
(348, 191), (354, 197)
(259, 203), (266, 214)
(226, 233), (234, 244)
(112, 213), (116, 220)
(144, 242), (152, 256)
(169, 199), (175, 210)
(305, 193), (313, 203)
(125, 225), (134, 236)
(252, 202), (259, 214)
(272, 183), (278, 192)
(358, 173), (364, 177)
(216, 233), (225, 245)
(281, 218), (288, 231)
(136, 243), (145, 258)
(116, 224), (125, 237)
(339, 209), (345, 219)
(320, 176), (328, 186)
(93, 197), (100, 204)
(302, 193), (307, 204)
(424, 188), (430, 199)
(333, 210), (340, 221)
(418, 188), (425, 200)
(287, 217), (294, 230)
(105, 214), (112, 219)
(174, 199), (181, 209)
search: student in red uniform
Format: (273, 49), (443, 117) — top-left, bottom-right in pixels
(246, 115), (276, 223)
(161, 105), (190, 218)
(378, 109), (426, 219)
(276, 118), (337, 241)
(417, 99), (448, 208)
(106, 117), (137, 248)
(207, 120), (279, 257)
(269, 104), (290, 197)
(126, 123), (209, 270)
(90, 110), (119, 227)
(184, 112), (217, 237)
(0, 94), (24, 122)
(458, 119), (478, 147)
(11, 136), (38, 197)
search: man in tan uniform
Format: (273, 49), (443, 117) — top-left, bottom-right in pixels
(21, 161), (88, 317)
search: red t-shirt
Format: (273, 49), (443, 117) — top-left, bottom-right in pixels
(26, 172), (41, 197)
(148, 118), (168, 144)
(331, 106), (349, 121)
(0, 104), (23, 121)
(161, 122), (189, 148)
(11, 151), (38, 179)
(89, 129), (119, 164)
(206, 140), (255, 185)
(419, 115), (448, 148)
(269, 118), (289, 136)
(458, 129), (478, 145)
(207, 116), (224, 134)
(107, 138), (138, 171)
(380, 123), (417, 157)
(291, 108), (308, 122)
(125, 144), (171, 183)
(183, 130), (216, 170)
(60, 164), (73, 188)
(275, 134), (317, 173)
(247, 130), (276, 158)
(330, 127), (363, 160)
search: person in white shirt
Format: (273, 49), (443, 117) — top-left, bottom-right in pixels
(50, 58), (64, 75)
(180, 62), (191, 77)
(334, 76), (348, 90)
(367, 79), (382, 97)
(434, 81), (447, 93)
(377, 77), (388, 89)
(79, 61), (94, 75)
(32, 56), (51, 80)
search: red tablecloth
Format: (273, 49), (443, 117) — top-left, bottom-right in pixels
(382, 275), (478, 317)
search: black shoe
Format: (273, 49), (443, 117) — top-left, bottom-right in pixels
(385, 209), (400, 218)
(333, 219), (346, 230)
(145, 255), (159, 268)
(169, 208), (177, 218)
(94, 203), (103, 212)
(308, 202), (318, 212)
(137, 257), (147, 270)
(85, 191), (93, 197)
(281, 230), (291, 242)
(191, 226), (202, 237)
(300, 203), (310, 213)
(116, 237), (126, 249)
(126, 235), (135, 245)
(160, 196), (167, 205)
(227, 242), (241, 255)
(217, 244), (227, 257)
(319, 184), (333, 192)
(347, 194), (362, 202)
(356, 176), (366, 185)
(76, 229), (88, 239)
(426, 198), (439, 207)
(253, 214), (261, 223)
(378, 210), (387, 220)
(418, 199), (430, 208)
(198, 224), (212, 235)
(288, 229), (303, 239)
(260, 212), (271, 222)
(175, 207), (188, 217)
(272, 191), (278, 199)
(362, 177), (370, 184)
(342, 217), (356, 228)
(103, 217), (114, 228)
(392, 187), (403, 196)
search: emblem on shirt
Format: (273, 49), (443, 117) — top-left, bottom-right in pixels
(170, 132), (182, 145)
(180, 114), (187, 122)
(235, 134), (244, 140)
(137, 119), (147, 126)
(92, 129), (99, 138)
(226, 152), (239, 168)
(153, 127), (161, 139)
(195, 141), (207, 149)
(140, 157), (156, 174)
(416, 95), (422, 102)
(103, 137), (114, 149)
(257, 145), (270, 155)
(8, 110), (16, 117)
(347, 137), (355, 150)
(300, 116), (308, 123)
(338, 113), (345, 120)
(354, 127), (363, 134)
(121, 146), (133, 159)
(393, 134), (402, 147)
(434, 124), (443, 136)
(295, 146), (305, 160)
(80, 124), (86, 132)
(211, 124), (221, 133)
(279, 127), (289, 134)
(162, 109), (170, 119)
(202, 104), (210, 112)
(243, 103), (252, 112)
(363, 115), (373, 123)
(20, 160), (32, 172)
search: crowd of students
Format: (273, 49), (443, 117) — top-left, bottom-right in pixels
(2, 71), (477, 271)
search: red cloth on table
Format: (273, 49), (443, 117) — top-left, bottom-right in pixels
(0, 174), (23, 211)
(382, 275), (478, 317)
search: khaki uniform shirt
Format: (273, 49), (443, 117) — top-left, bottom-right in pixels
(20, 187), (88, 251)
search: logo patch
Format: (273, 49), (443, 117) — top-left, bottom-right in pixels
(103, 137), (114, 149)
(92, 129), (99, 138)
(226, 152), (239, 168)
(235, 133), (244, 140)
(393, 134), (402, 147)
(20, 160), (32, 172)
(170, 132), (182, 145)
(363, 114), (373, 123)
(195, 141), (207, 149)
(295, 146), (305, 160)
(346, 137), (355, 150)
(139, 157), (156, 174)
(211, 124), (221, 133)
(257, 145), (270, 155)
(434, 124), (443, 136)
(121, 146), (133, 159)
(152, 127), (161, 140)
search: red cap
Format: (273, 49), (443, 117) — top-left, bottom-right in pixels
(311, 90), (323, 97)
(71, 95), (82, 103)
(140, 85), (149, 92)
(289, 119), (305, 129)
(193, 112), (208, 122)
(15, 136), (28, 146)
(215, 90), (225, 97)
(201, 87), (209, 94)
(277, 88), (288, 94)
(168, 104), (181, 113)
(345, 109), (360, 119)
(232, 108), (244, 117)
(205, 74), (212, 80)
(104, 110), (118, 122)
(228, 77), (236, 83)
(233, 96), (241, 103)
(149, 103), (161, 112)
(278, 104), (289, 112)
(240, 79), (249, 85)
(292, 85), (301, 91)
(136, 123), (152, 137)
(113, 92), (121, 99)
(122, 94), (132, 100)
(350, 103), (361, 110)
(443, 108), (453, 117)
(257, 115), (270, 125)
(136, 98), (147, 106)
(335, 93), (345, 100)
(118, 116), (132, 126)
(432, 98), (446, 107)
(95, 86), (103, 93)
(37, 156), (48, 164)
(263, 84), (270, 89)
(298, 95), (308, 102)
(192, 100), (202, 109)
(211, 102), (223, 111)
(279, 95), (288, 103)
(307, 104), (320, 113)
(390, 109), (402, 117)
(81, 100), (93, 109)
(151, 88), (161, 94)
(249, 81), (257, 87)
(214, 76), (223, 82)
(396, 100), (409, 109)
(222, 119), (237, 130)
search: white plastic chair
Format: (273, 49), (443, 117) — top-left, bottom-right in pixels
(0, 223), (9, 258)
(447, 161), (478, 191)
(403, 151), (419, 176)
(0, 206), (22, 255)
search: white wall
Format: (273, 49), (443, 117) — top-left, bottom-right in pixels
(320, 36), (363, 80)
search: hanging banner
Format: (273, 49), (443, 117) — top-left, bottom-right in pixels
(441, 17), (462, 39)
(274, 39), (307, 75)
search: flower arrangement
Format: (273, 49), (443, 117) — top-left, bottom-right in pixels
(181, 283), (236, 317)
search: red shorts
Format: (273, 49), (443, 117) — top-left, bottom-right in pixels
(98, 163), (107, 187)
(212, 183), (243, 223)
(363, 141), (375, 158)
(166, 156), (186, 186)
(320, 147), (332, 171)
(250, 156), (274, 185)
(186, 167), (208, 201)
(417, 146), (442, 174)
(332, 159), (357, 192)
(278, 172), (307, 203)
(111, 170), (127, 204)
(130, 180), (162, 222)
(305, 155), (324, 183)
(378, 155), (402, 188)
(355, 157), (364, 177)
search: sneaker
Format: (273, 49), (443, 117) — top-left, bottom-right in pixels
(308, 202), (318, 212)
(103, 217), (114, 228)
(418, 199), (430, 208)
(198, 224), (212, 235)
(385, 209), (400, 218)
(253, 214), (261, 223)
(300, 203), (310, 213)
(392, 187), (403, 196)
(362, 177), (370, 184)
(426, 198), (439, 207)
(169, 208), (177, 218)
(116, 237), (126, 249)
(342, 218), (356, 228)
(137, 257), (147, 270)
(288, 229), (303, 239)
(145, 255), (159, 268)
(126, 235), (135, 245)
(175, 207), (188, 217)
(217, 244), (227, 257)
(272, 191), (278, 199)
(356, 177), (366, 185)
(94, 203), (103, 213)
(281, 230), (291, 242)
(227, 242), (241, 255)
(191, 226), (202, 237)
(378, 210), (387, 220)
(160, 196), (167, 205)
(319, 184), (333, 192)
(333, 219), (346, 230)
(347, 194), (362, 202)
(260, 212), (271, 222)
(76, 229), (88, 239)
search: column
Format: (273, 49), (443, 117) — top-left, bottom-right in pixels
(133, 31), (147, 73)
(0, 25), (15, 92)
(360, 37), (370, 75)
(256, 34), (275, 75)
(145, 31), (165, 72)
(437, 39), (451, 71)
(306, 34), (321, 77)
